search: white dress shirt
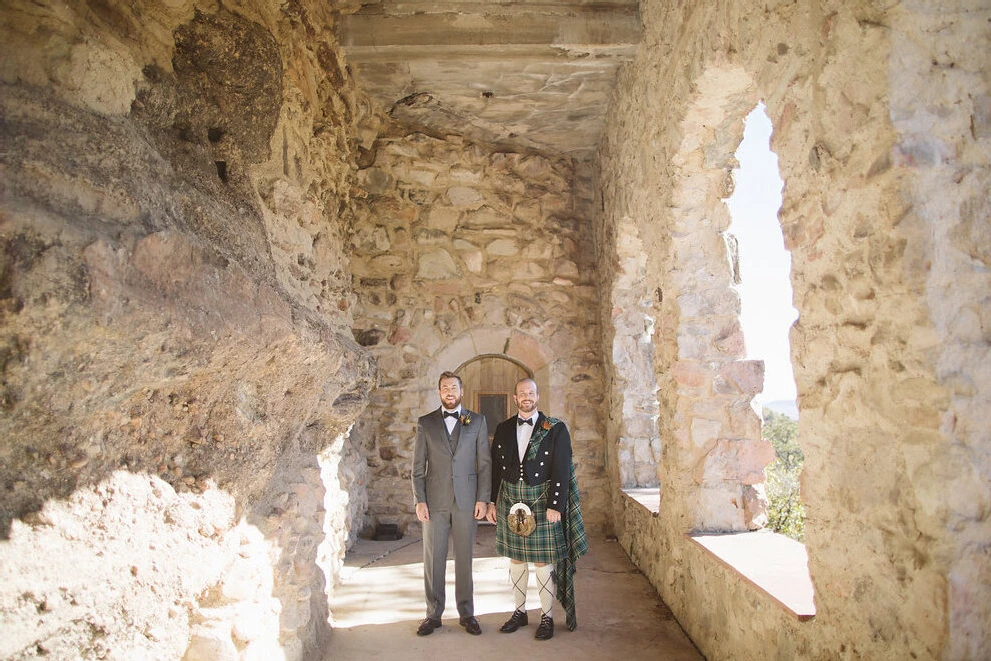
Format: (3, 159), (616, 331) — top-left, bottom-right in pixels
(516, 415), (535, 461)
(443, 408), (461, 434)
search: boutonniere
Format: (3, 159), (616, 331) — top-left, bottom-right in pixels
(460, 413), (471, 426)
(541, 419), (551, 431)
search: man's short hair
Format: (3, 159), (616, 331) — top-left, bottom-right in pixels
(515, 377), (538, 394)
(438, 371), (463, 389)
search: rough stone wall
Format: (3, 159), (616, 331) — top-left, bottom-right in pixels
(600, 1), (989, 659)
(890, 7), (991, 658)
(348, 133), (610, 533)
(601, 6), (772, 538)
(0, 1), (375, 659)
(594, 192), (663, 491)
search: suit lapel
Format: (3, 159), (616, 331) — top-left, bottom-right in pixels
(428, 409), (453, 455)
(449, 417), (462, 451)
(451, 409), (475, 452)
(433, 408), (474, 455)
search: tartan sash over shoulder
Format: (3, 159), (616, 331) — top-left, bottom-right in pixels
(524, 415), (557, 460)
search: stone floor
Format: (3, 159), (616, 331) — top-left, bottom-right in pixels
(324, 524), (703, 660)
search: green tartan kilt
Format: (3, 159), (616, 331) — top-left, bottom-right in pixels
(495, 479), (566, 563)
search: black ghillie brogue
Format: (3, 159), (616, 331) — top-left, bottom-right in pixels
(499, 609), (529, 633)
(534, 614), (554, 640)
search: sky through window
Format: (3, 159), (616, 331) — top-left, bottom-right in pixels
(726, 104), (798, 409)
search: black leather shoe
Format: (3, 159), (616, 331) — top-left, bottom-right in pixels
(534, 614), (554, 640)
(416, 618), (442, 636)
(499, 609), (528, 633)
(459, 616), (482, 635)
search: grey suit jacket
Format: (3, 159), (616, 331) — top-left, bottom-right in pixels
(412, 408), (491, 511)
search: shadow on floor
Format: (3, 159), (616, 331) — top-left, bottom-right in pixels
(325, 525), (703, 660)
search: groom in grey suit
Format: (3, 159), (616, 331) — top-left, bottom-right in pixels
(412, 371), (491, 636)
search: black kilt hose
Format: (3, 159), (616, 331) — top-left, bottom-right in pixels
(495, 479), (566, 563)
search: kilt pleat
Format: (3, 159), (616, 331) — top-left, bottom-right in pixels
(494, 479), (566, 563)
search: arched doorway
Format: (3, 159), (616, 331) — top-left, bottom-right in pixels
(456, 354), (531, 441)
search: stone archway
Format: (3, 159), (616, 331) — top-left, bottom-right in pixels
(457, 354), (531, 439)
(353, 313), (608, 536)
(418, 327), (563, 417)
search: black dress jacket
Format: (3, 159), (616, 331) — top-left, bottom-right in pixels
(490, 411), (572, 513)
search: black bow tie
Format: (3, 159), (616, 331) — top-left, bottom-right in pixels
(444, 411), (460, 418)
(518, 417), (533, 426)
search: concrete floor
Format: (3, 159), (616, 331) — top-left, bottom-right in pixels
(325, 524), (704, 660)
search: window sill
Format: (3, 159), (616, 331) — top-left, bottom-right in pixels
(688, 531), (816, 621)
(621, 487), (660, 514)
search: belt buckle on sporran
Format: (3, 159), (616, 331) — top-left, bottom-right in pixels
(508, 502), (536, 537)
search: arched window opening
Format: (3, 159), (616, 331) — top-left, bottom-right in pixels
(725, 103), (803, 541)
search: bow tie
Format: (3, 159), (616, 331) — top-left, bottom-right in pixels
(518, 417), (534, 426)
(443, 411), (460, 418)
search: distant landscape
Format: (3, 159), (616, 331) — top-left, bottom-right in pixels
(764, 399), (798, 420)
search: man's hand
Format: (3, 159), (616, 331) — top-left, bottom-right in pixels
(474, 501), (487, 520)
(485, 503), (497, 524)
(416, 502), (430, 522)
(546, 508), (562, 523)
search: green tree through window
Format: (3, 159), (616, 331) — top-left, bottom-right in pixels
(763, 409), (805, 541)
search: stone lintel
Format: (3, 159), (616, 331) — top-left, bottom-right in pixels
(337, 12), (640, 49)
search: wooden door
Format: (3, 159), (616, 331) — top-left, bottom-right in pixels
(458, 355), (530, 441)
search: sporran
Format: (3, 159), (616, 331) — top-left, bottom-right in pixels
(507, 502), (536, 537)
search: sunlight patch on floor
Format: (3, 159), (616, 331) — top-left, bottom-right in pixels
(331, 556), (513, 628)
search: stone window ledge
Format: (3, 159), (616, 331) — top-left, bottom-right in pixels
(621, 487), (660, 514)
(688, 531), (816, 621)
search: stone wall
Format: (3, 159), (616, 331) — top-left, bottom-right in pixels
(890, 8), (991, 659)
(3, 0), (987, 659)
(595, 201), (663, 491)
(0, 1), (374, 658)
(348, 133), (610, 533)
(600, 11), (772, 538)
(600, 1), (990, 659)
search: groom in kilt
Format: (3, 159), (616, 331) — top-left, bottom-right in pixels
(486, 378), (588, 640)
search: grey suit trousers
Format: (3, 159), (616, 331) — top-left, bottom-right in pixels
(423, 496), (477, 619)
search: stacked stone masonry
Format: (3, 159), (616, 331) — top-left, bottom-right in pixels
(0, 0), (988, 660)
(348, 134), (610, 533)
(1, 1), (373, 659)
(601, 1), (990, 660)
